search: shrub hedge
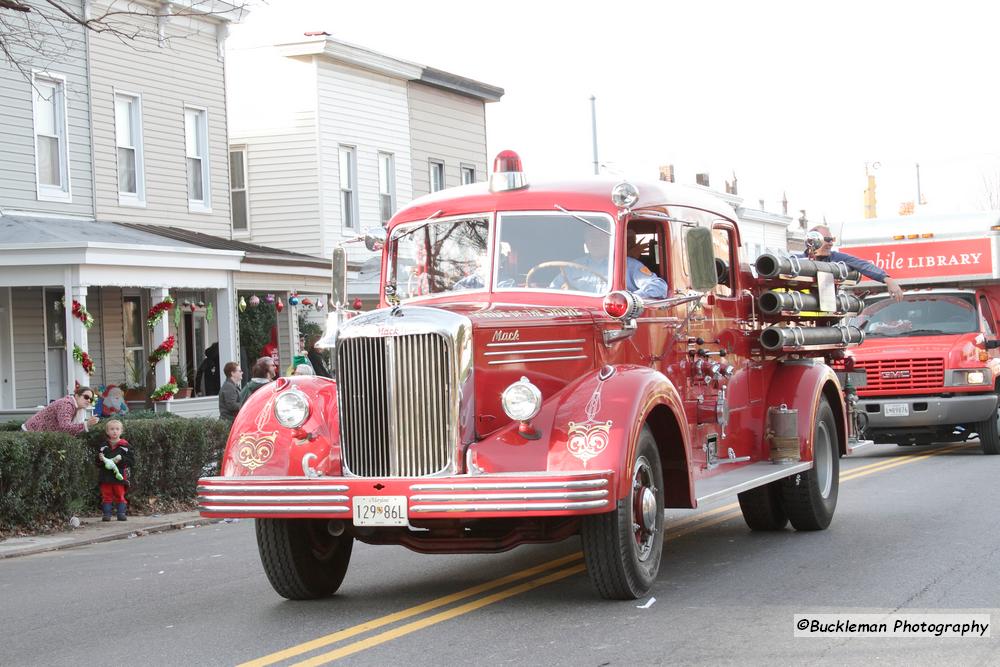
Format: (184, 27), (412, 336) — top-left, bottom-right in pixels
(0, 416), (229, 532)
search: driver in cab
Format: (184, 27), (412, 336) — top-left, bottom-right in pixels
(550, 224), (668, 298)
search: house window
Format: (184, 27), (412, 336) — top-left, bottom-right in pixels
(230, 147), (248, 231)
(461, 165), (476, 185)
(32, 73), (71, 201)
(44, 289), (67, 401)
(429, 159), (445, 192)
(339, 145), (357, 229)
(123, 296), (145, 386)
(184, 107), (210, 211)
(115, 92), (145, 205)
(378, 151), (395, 226)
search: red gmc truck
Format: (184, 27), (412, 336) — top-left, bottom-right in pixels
(199, 152), (865, 600)
(839, 212), (1000, 453)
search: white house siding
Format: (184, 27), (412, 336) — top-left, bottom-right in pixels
(11, 287), (46, 408)
(88, 4), (231, 236)
(407, 82), (488, 198)
(0, 0), (93, 217)
(316, 59), (413, 262)
(227, 49), (322, 254)
(233, 119), (321, 254)
(86, 286), (127, 389)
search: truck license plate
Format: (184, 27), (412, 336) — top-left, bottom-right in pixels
(884, 403), (909, 417)
(352, 496), (408, 526)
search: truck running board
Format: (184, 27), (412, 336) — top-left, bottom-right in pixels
(694, 461), (813, 506)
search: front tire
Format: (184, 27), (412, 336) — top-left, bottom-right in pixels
(256, 519), (354, 600)
(973, 395), (1000, 455)
(581, 426), (664, 599)
(781, 397), (840, 531)
(738, 481), (788, 531)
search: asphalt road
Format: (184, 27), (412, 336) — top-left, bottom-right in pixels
(3, 442), (999, 666)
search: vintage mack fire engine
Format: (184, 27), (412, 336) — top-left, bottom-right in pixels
(198, 152), (864, 600)
(838, 212), (1000, 453)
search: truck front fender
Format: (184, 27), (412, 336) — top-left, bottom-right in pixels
(221, 376), (341, 478)
(548, 365), (691, 505)
(764, 361), (848, 459)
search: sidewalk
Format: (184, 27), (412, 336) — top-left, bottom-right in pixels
(0, 511), (218, 559)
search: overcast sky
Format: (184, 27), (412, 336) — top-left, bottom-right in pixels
(231, 0), (1000, 229)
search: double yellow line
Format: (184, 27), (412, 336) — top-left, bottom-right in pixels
(241, 443), (972, 666)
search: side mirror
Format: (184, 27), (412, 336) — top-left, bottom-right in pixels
(364, 227), (387, 252)
(331, 246), (347, 308)
(686, 226), (718, 291)
(985, 338), (1000, 350)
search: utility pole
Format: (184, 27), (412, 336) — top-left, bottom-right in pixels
(916, 162), (923, 205)
(864, 161), (879, 219)
(590, 95), (599, 175)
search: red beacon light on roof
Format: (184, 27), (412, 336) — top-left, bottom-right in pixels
(490, 150), (528, 192)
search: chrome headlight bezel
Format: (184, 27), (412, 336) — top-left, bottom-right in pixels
(274, 387), (310, 428)
(501, 377), (542, 422)
(948, 368), (991, 386)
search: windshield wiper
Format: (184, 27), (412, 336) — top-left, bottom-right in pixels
(396, 209), (444, 239)
(554, 205), (609, 234)
(898, 328), (947, 337)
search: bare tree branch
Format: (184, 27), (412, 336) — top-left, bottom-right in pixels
(1, 0), (248, 82)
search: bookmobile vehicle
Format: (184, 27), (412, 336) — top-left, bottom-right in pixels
(199, 152), (867, 600)
(838, 212), (1000, 453)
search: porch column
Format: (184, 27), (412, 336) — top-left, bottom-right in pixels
(63, 285), (90, 394)
(215, 276), (238, 375)
(150, 287), (171, 390)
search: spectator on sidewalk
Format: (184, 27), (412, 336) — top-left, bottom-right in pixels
(239, 357), (276, 403)
(306, 333), (332, 378)
(218, 362), (243, 421)
(96, 419), (134, 522)
(23, 385), (99, 435)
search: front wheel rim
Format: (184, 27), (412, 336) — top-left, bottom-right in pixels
(815, 421), (833, 498)
(631, 455), (659, 562)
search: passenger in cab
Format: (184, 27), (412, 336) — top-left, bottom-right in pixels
(552, 224), (668, 298)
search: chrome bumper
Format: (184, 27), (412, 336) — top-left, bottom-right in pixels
(860, 393), (998, 429)
(197, 469), (615, 520)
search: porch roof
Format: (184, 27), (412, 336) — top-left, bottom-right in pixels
(0, 215), (330, 286)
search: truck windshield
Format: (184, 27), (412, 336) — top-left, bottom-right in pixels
(495, 212), (613, 294)
(855, 294), (979, 338)
(389, 217), (490, 300)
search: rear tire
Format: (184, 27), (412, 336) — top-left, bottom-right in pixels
(256, 519), (354, 600)
(973, 397), (1000, 455)
(581, 426), (664, 599)
(738, 481), (788, 531)
(781, 397), (840, 531)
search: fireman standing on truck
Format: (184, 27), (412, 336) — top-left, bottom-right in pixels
(803, 225), (904, 301)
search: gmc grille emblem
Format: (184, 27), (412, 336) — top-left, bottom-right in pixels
(881, 370), (911, 379)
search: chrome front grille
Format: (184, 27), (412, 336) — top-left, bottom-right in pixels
(337, 334), (453, 476)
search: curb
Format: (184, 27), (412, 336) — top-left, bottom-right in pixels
(0, 516), (219, 560)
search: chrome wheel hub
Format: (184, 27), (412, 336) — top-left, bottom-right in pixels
(631, 455), (660, 562)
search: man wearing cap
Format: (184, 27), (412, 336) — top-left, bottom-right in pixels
(802, 224), (903, 301)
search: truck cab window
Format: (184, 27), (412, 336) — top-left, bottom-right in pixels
(980, 296), (996, 336)
(712, 227), (735, 297)
(389, 217), (489, 299)
(497, 212), (613, 294)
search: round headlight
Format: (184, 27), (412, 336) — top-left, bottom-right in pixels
(611, 181), (639, 209)
(274, 388), (310, 428)
(501, 377), (542, 422)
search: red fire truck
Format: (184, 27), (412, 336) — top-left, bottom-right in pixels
(199, 152), (863, 600)
(839, 212), (1000, 453)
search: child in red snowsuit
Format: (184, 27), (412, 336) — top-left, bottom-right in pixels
(96, 419), (134, 521)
